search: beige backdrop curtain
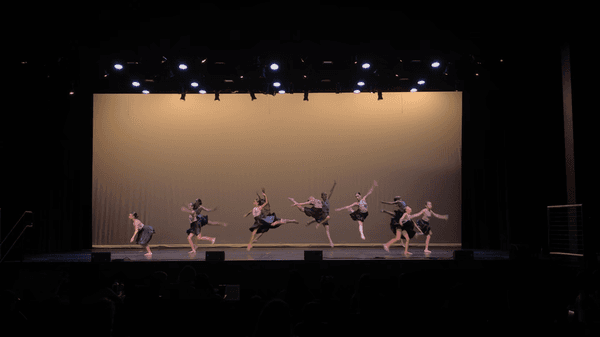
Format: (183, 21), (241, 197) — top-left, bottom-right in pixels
(93, 92), (462, 245)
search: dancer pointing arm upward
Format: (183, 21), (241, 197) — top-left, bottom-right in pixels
(246, 190), (298, 251)
(335, 180), (377, 240)
(290, 180), (337, 247)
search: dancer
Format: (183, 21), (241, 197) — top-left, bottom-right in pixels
(410, 201), (449, 253)
(129, 212), (155, 256)
(381, 206), (420, 255)
(381, 196), (407, 213)
(335, 180), (377, 240)
(246, 190), (298, 251)
(180, 198), (227, 254)
(292, 180), (337, 247)
(312, 181), (337, 247)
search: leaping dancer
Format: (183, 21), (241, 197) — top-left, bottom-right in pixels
(289, 180), (337, 247)
(181, 198), (227, 254)
(335, 180), (377, 240)
(246, 189), (298, 251)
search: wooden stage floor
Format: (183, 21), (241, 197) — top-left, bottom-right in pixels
(16, 245), (509, 263)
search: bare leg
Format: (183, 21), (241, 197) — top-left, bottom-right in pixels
(288, 198), (305, 212)
(252, 233), (264, 243)
(207, 220), (228, 227)
(358, 221), (365, 240)
(316, 215), (330, 228)
(144, 244), (152, 256)
(403, 232), (412, 255)
(424, 234), (432, 253)
(324, 225), (334, 248)
(198, 234), (216, 245)
(272, 218), (299, 226)
(187, 233), (197, 253)
(383, 230), (402, 252)
(248, 229), (259, 251)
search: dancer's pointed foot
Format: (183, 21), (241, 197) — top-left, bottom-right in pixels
(330, 242), (335, 248)
(246, 244), (252, 251)
(404, 251), (413, 256)
(144, 252), (152, 256)
(424, 249), (431, 253)
(211, 238), (216, 245)
(188, 250), (196, 254)
(360, 234), (366, 240)
(383, 244), (390, 252)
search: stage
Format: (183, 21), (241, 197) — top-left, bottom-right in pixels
(13, 244), (509, 263)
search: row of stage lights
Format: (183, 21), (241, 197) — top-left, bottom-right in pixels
(112, 60), (444, 98)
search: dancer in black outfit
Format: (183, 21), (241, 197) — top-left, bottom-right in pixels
(290, 180), (337, 247)
(246, 190), (298, 251)
(381, 206), (420, 255)
(181, 198), (227, 254)
(409, 201), (448, 253)
(335, 180), (377, 240)
(129, 212), (155, 256)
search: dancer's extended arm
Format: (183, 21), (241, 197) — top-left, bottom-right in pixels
(431, 211), (449, 220)
(363, 180), (378, 199)
(335, 202), (358, 211)
(328, 180), (337, 200)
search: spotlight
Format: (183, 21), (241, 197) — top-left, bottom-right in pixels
(273, 82), (281, 87)
(418, 80), (425, 85)
(357, 81), (365, 86)
(179, 63), (188, 70)
(191, 82), (199, 87)
(132, 81), (141, 87)
(353, 89), (361, 94)
(410, 88), (418, 92)
(431, 61), (440, 68)
(270, 63), (279, 70)
(142, 90), (150, 94)
(278, 90), (285, 94)
(199, 90), (207, 94)
(114, 63), (123, 70)
(362, 63), (370, 69)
